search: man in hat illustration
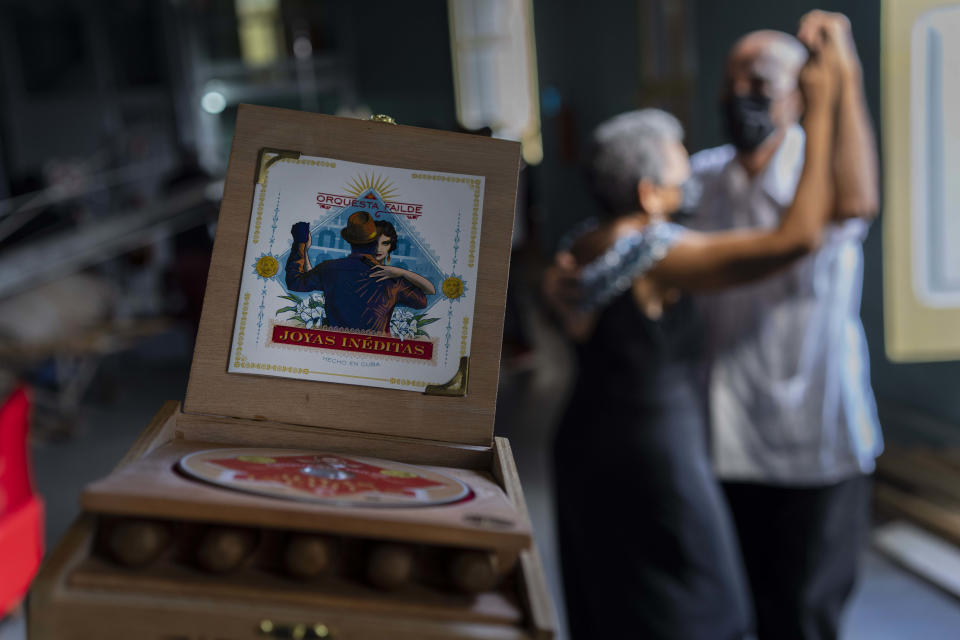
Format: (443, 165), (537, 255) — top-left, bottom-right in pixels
(285, 210), (428, 333)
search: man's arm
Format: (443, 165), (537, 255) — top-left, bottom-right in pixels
(285, 222), (324, 292)
(798, 10), (879, 220)
(833, 61), (879, 219)
(396, 282), (428, 310)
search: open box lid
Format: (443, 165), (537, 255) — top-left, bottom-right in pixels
(184, 105), (520, 447)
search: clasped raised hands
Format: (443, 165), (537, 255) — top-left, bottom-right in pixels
(797, 18), (842, 112)
(291, 221), (311, 243)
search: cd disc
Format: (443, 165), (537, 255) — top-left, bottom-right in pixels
(177, 448), (470, 507)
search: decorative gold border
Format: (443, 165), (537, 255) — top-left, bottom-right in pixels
(460, 316), (470, 357)
(232, 362), (450, 388)
(233, 360), (310, 375)
(468, 179), (481, 268)
(232, 292), (251, 368)
(278, 157), (337, 169)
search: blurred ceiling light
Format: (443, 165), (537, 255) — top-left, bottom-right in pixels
(201, 90), (227, 114)
(293, 35), (313, 60)
(449, 0), (543, 165)
(235, 0), (284, 67)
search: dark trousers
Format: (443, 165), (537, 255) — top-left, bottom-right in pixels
(722, 475), (872, 640)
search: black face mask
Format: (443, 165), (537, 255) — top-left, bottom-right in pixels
(723, 94), (776, 153)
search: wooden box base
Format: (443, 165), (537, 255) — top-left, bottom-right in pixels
(29, 403), (554, 639)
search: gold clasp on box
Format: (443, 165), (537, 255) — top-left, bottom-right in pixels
(255, 148), (302, 185)
(424, 356), (469, 397)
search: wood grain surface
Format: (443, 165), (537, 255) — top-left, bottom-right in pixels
(184, 105), (520, 446)
(68, 554), (524, 626)
(175, 410), (494, 470)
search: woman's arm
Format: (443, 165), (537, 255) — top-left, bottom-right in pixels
(399, 269), (436, 295)
(370, 265), (436, 295)
(648, 39), (839, 292)
(798, 10), (879, 220)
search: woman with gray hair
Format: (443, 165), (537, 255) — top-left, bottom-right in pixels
(546, 37), (840, 640)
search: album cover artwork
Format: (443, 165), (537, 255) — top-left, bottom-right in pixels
(228, 152), (484, 393)
(178, 448), (471, 507)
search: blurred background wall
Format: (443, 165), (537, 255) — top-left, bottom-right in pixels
(0, 0), (957, 484)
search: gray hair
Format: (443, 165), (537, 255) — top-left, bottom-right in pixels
(732, 30), (809, 96)
(588, 109), (684, 215)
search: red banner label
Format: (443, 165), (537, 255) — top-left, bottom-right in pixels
(272, 326), (433, 360)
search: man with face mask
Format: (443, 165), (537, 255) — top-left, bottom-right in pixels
(689, 11), (881, 640)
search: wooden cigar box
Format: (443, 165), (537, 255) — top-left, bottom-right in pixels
(29, 105), (555, 640)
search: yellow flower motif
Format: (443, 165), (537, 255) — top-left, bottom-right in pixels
(442, 276), (465, 300)
(255, 255), (280, 278)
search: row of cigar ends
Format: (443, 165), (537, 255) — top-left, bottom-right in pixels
(97, 516), (513, 594)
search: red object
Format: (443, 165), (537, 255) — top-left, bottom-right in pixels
(0, 387), (44, 616)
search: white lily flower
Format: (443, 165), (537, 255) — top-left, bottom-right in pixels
(390, 308), (417, 339)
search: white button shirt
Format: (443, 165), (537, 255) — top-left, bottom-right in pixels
(690, 126), (883, 485)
